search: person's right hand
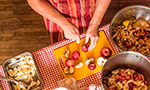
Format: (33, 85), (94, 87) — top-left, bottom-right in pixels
(62, 23), (80, 44)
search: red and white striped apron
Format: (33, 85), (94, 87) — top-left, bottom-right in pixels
(44, 0), (96, 44)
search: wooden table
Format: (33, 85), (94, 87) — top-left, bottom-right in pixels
(0, 0), (149, 64)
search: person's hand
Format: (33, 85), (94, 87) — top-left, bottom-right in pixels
(62, 23), (80, 44)
(85, 24), (99, 51)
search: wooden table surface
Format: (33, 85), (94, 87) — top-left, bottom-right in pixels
(0, 0), (150, 64)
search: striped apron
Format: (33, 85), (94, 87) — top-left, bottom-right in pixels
(44, 0), (96, 44)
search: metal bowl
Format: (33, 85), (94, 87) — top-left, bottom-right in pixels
(101, 51), (150, 89)
(109, 5), (150, 52)
(3, 52), (42, 90)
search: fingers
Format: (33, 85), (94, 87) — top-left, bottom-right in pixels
(88, 36), (99, 51)
(71, 33), (80, 44)
(76, 35), (80, 44)
(66, 34), (80, 44)
(85, 34), (89, 44)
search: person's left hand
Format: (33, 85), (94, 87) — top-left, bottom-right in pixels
(85, 24), (99, 51)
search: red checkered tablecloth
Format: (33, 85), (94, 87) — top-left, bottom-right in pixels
(0, 24), (120, 90)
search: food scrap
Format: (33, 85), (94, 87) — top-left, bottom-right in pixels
(75, 62), (83, 69)
(97, 57), (107, 66)
(64, 66), (74, 75)
(63, 48), (70, 58)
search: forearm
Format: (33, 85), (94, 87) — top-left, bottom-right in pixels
(27, 0), (71, 28)
(90, 0), (111, 26)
